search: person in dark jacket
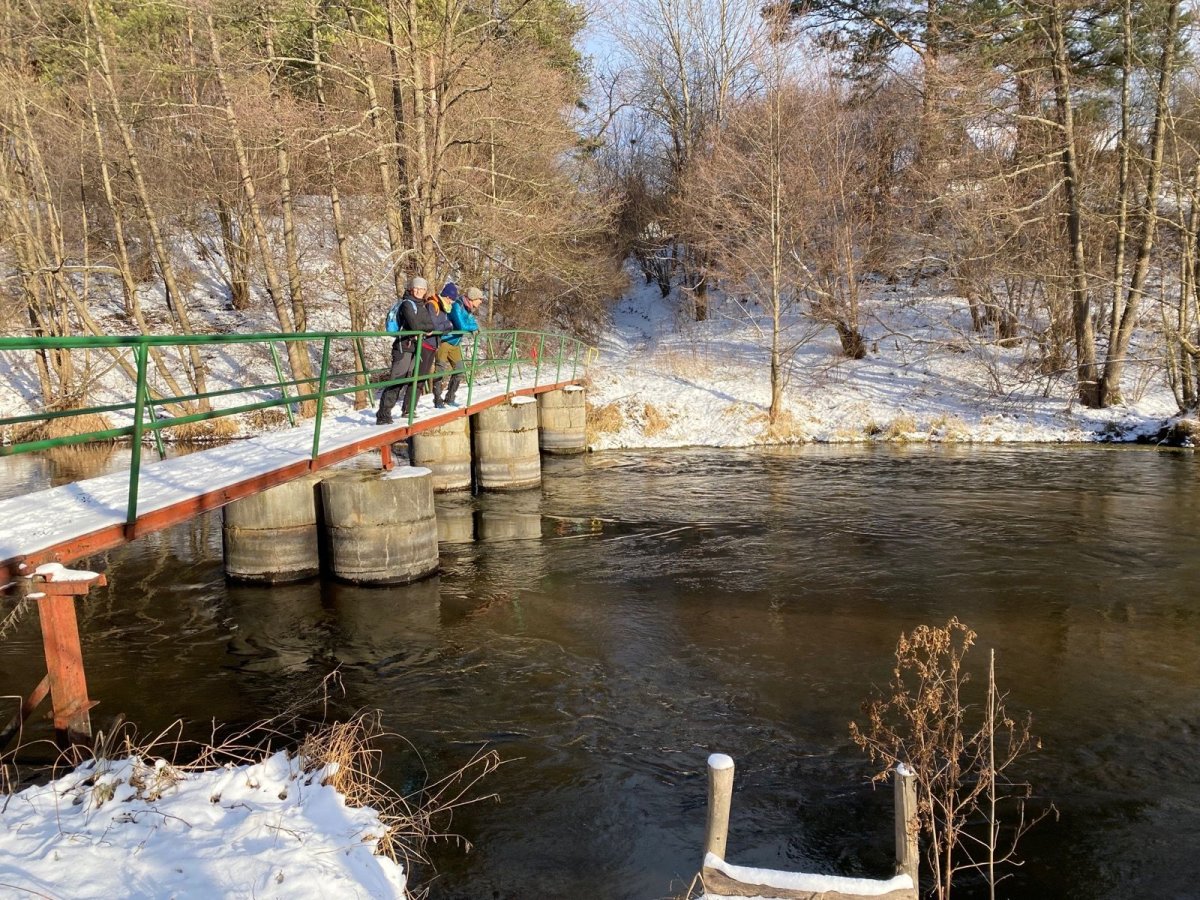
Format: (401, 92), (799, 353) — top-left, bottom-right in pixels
(377, 276), (435, 425)
(419, 284), (455, 408)
(434, 285), (483, 407)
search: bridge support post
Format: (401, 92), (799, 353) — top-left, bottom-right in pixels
(31, 567), (106, 749)
(320, 469), (439, 584)
(472, 397), (541, 491)
(222, 476), (323, 583)
(537, 386), (587, 455)
(411, 416), (472, 492)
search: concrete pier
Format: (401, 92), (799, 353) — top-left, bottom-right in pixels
(222, 475), (322, 583)
(472, 397), (541, 491)
(319, 469), (439, 584)
(411, 416), (472, 492)
(537, 385), (587, 455)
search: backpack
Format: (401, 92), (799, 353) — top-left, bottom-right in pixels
(384, 297), (416, 334)
(385, 301), (402, 333)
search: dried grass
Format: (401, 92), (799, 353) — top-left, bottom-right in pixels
(587, 400), (624, 441)
(167, 417), (240, 443)
(642, 402), (673, 436)
(2, 672), (502, 896)
(930, 414), (970, 442)
(750, 408), (809, 444)
(244, 408), (292, 431)
(297, 710), (501, 877)
(655, 346), (714, 380)
(884, 414), (919, 441)
(14, 411), (113, 445)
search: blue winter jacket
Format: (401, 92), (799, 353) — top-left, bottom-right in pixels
(444, 300), (479, 346)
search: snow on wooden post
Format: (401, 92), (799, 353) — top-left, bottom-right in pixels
(705, 753), (736, 863)
(31, 563), (105, 748)
(894, 763), (919, 887)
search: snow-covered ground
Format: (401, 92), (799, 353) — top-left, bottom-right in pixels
(0, 750), (405, 899)
(585, 268), (1184, 450)
(0, 259), (1190, 900)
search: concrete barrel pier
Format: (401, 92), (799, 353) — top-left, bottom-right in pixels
(537, 385), (587, 455)
(319, 469), (439, 584)
(222, 475), (322, 583)
(472, 397), (541, 491)
(411, 416), (472, 492)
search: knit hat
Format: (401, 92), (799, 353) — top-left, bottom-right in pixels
(441, 282), (460, 302)
(466, 287), (484, 301)
(410, 276), (429, 291)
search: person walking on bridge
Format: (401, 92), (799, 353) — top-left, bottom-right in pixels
(435, 286), (483, 407)
(377, 276), (435, 425)
(420, 285), (455, 408)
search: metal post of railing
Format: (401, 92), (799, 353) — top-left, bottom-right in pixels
(269, 341), (297, 427)
(572, 338), (580, 380)
(310, 336), (331, 462)
(145, 399), (166, 461)
(465, 330), (481, 408)
(505, 330), (518, 394)
(126, 341), (150, 526)
(534, 333), (545, 388)
(556, 335), (565, 384)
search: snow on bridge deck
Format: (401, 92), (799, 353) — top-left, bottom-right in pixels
(0, 380), (574, 584)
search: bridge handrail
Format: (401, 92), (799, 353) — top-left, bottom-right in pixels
(0, 328), (592, 524)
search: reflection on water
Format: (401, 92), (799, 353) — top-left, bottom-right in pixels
(1, 444), (1199, 899)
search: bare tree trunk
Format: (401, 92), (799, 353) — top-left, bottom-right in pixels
(385, 1), (415, 250)
(1047, 1), (1099, 407)
(206, 13), (315, 415)
(312, 5), (369, 408)
(215, 198), (252, 309)
(264, 14), (307, 334)
(342, 1), (408, 298)
(86, 1), (211, 409)
(1099, 0), (1180, 406)
(1106, 0), (1134, 340)
(83, 74), (191, 403)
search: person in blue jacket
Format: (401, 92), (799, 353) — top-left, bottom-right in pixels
(433, 285), (483, 407)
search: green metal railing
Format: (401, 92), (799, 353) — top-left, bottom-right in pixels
(0, 328), (590, 525)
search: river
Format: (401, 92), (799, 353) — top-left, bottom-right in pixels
(1, 444), (1198, 899)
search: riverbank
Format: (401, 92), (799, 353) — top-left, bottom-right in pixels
(0, 749), (406, 899)
(585, 272), (1189, 451)
(1, 261), (1193, 452)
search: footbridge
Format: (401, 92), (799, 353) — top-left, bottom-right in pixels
(0, 327), (592, 746)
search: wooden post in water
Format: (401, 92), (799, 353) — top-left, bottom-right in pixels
(32, 566), (105, 748)
(705, 753), (736, 863)
(894, 763), (919, 887)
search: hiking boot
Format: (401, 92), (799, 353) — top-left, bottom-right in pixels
(434, 401), (446, 409)
(376, 413), (394, 426)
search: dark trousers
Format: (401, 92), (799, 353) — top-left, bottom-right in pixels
(377, 338), (417, 420)
(418, 343), (437, 392)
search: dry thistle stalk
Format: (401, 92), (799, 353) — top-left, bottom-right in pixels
(851, 618), (1052, 900)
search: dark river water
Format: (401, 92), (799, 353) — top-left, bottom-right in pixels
(2, 444), (1198, 899)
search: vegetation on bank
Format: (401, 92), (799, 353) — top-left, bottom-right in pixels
(3, 0), (1200, 431)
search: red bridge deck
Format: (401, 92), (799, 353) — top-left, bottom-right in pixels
(0, 380), (576, 585)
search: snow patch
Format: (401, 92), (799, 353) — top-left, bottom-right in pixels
(704, 852), (913, 896)
(0, 751), (406, 899)
(382, 466), (432, 480)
